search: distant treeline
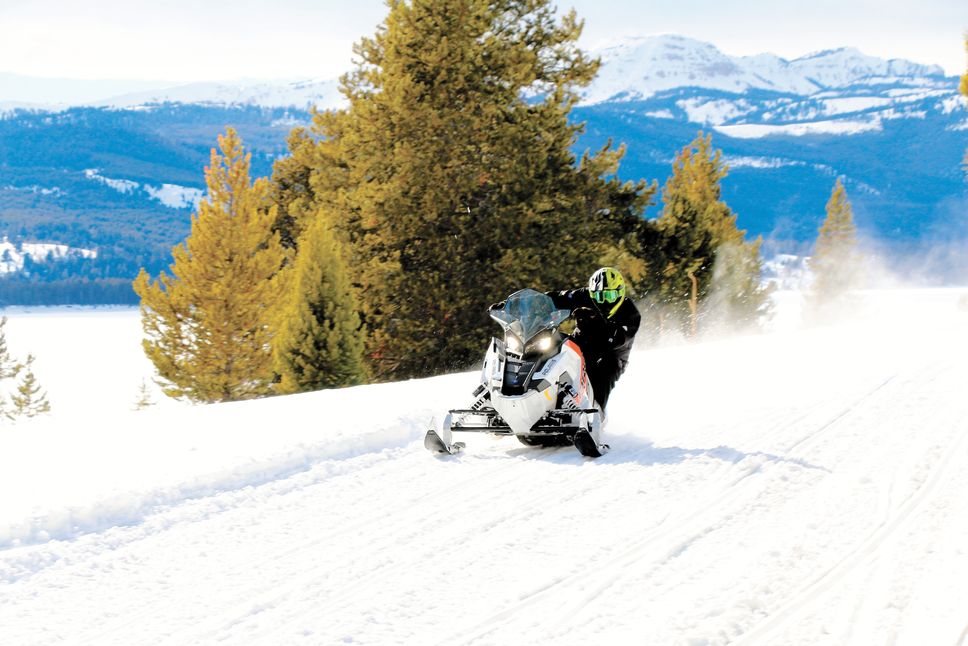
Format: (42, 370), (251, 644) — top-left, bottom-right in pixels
(0, 277), (137, 306)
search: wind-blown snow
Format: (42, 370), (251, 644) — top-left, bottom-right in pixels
(1, 289), (968, 644)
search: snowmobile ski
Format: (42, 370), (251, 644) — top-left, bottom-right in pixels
(424, 429), (464, 455)
(573, 428), (609, 458)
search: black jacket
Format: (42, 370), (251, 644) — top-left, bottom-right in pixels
(546, 288), (640, 377)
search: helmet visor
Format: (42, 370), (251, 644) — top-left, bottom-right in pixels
(591, 289), (622, 304)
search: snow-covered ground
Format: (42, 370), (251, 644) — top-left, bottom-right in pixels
(1, 289), (968, 645)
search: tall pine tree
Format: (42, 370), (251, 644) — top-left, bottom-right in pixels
(274, 0), (655, 380)
(134, 128), (287, 403)
(654, 133), (767, 335)
(807, 178), (860, 319)
(272, 210), (367, 393)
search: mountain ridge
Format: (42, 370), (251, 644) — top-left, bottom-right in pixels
(0, 35), (955, 111)
(0, 35), (965, 303)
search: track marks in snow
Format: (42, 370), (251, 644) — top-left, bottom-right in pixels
(732, 362), (968, 645)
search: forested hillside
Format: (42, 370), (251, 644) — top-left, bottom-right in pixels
(1, 36), (965, 305)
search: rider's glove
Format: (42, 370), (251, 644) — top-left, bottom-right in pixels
(572, 307), (602, 335)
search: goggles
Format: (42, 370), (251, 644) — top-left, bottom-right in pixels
(591, 289), (622, 304)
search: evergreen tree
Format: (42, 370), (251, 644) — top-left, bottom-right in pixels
(807, 178), (860, 319)
(133, 379), (155, 410)
(133, 128), (287, 403)
(273, 211), (367, 393)
(11, 354), (50, 418)
(961, 37), (967, 178)
(0, 317), (19, 381)
(654, 133), (767, 335)
(0, 317), (16, 419)
(275, 0), (655, 380)
(961, 37), (968, 99)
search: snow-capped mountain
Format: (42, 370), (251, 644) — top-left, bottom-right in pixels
(582, 35), (947, 105)
(1, 35), (954, 114)
(0, 34), (965, 304)
(91, 78), (343, 111)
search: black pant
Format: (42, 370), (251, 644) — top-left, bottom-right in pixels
(587, 356), (621, 411)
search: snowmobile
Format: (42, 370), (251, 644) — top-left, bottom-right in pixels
(425, 288), (609, 458)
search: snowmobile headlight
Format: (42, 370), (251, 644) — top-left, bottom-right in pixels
(506, 333), (523, 354)
(525, 333), (554, 355)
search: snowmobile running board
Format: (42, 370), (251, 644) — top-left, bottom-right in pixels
(445, 408), (600, 435)
(425, 408), (607, 457)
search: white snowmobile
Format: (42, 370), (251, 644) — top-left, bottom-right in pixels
(425, 288), (609, 458)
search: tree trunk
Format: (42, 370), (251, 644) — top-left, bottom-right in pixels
(688, 270), (698, 338)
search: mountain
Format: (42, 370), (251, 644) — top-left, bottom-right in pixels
(89, 78), (343, 111)
(583, 35), (947, 103)
(3, 288), (968, 641)
(0, 35), (965, 304)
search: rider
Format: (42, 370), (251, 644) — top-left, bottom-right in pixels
(546, 267), (640, 412)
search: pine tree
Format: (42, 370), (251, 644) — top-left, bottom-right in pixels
(0, 317), (16, 419)
(273, 211), (367, 393)
(133, 128), (287, 403)
(807, 178), (861, 319)
(655, 132), (767, 335)
(275, 0), (656, 380)
(133, 379), (155, 410)
(0, 317), (19, 381)
(961, 37), (967, 178)
(961, 37), (968, 99)
(11, 354), (50, 418)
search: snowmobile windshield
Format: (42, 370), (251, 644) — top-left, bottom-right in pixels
(491, 289), (570, 342)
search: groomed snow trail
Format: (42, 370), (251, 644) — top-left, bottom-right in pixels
(1, 290), (967, 645)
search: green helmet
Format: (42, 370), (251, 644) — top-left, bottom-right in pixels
(588, 267), (626, 318)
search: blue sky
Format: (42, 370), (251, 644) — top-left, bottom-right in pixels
(1, 0), (965, 81)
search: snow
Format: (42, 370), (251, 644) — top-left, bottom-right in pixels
(579, 35), (945, 105)
(85, 169), (204, 210)
(817, 96), (893, 116)
(677, 97), (752, 125)
(724, 156), (802, 170)
(1, 288), (968, 644)
(715, 119), (882, 139)
(0, 238), (96, 274)
(1, 184), (61, 196)
(941, 95), (967, 114)
(84, 168), (138, 194)
(144, 184), (205, 210)
(91, 78), (344, 111)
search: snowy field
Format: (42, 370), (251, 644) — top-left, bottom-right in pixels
(1, 289), (968, 645)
